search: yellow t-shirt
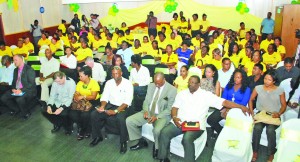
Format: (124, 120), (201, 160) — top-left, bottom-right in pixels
(277, 45), (286, 56)
(170, 19), (181, 30)
(38, 38), (51, 47)
(194, 53), (212, 67)
(157, 39), (168, 50)
(88, 33), (95, 43)
(117, 36), (126, 46)
(112, 33), (118, 42)
(104, 40), (117, 49)
(76, 79), (100, 100)
(120, 27), (128, 32)
(190, 20), (201, 31)
(125, 34), (134, 45)
(211, 59), (222, 70)
(199, 20), (210, 31)
(0, 46), (12, 57)
(23, 42), (34, 53)
(75, 47), (93, 61)
(229, 53), (241, 68)
(244, 61), (267, 76)
(132, 47), (143, 55)
(60, 36), (70, 47)
(174, 75), (190, 92)
(50, 42), (62, 53)
(92, 39), (106, 49)
(70, 42), (81, 50)
(262, 52), (281, 65)
(168, 38), (181, 50)
(161, 53), (178, 65)
(58, 24), (66, 33)
(100, 33), (107, 41)
(260, 39), (274, 52)
(240, 56), (251, 66)
(179, 21), (188, 33)
(209, 43), (219, 56)
(238, 39), (248, 48)
(191, 38), (203, 48)
(238, 29), (249, 39)
(13, 46), (28, 58)
(147, 48), (162, 58)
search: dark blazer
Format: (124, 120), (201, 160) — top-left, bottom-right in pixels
(12, 64), (37, 96)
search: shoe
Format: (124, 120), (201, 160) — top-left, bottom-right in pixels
(85, 134), (91, 138)
(130, 138), (148, 150)
(51, 125), (61, 133)
(10, 111), (19, 116)
(65, 130), (72, 135)
(120, 142), (127, 154)
(160, 158), (170, 162)
(22, 113), (31, 120)
(89, 137), (103, 147)
(152, 145), (158, 159)
(77, 134), (84, 140)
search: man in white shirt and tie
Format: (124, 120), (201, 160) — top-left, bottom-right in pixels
(126, 72), (176, 159)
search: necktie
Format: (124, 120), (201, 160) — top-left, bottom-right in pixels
(16, 75), (21, 89)
(150, 88), (160, 116)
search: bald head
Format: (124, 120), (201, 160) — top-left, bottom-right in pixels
(154, 72), (165, 88)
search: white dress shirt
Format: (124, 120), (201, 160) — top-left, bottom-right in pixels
(60, 54), (77, 69)
(172, 88), (225, 129)
(40, 57), (60, 77)
(0, 63), (15, 85)
(90, 62), (106, 83)
(218, 68), (234, 88)
(129, 65), (150, 86)
(101, 77), (133, 106)
(149, 84), (165, 114)
(116, 48), (134, 68)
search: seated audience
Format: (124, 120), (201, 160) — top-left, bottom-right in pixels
(193, 45), (211, 69)
(85, 56), (106, 85)
(1, 55), (36, 119)
(38, 32), (51, 49)
(100, 45), (114, 65)
(36, 49), (60, 105)
(248, 63), (264, 92)
(262, 44), (281, 69)
(161, 45), (178, 75)
(129, 54), (151, 112)
(126, 72), (176, 159)
(90, 66), (133, 154)
(0, 41), (12, 57)
(0, 55), (15, 107)
(174, 65), (190, 92)
(13, 39), (28, 59)
(244, 50), (266, 76)
(106, 54), (129, 80)
(146, 40), (162, 61)
(116, 41), (134, 68)
(207, 69), (251, 134)
(249, 70), (286, 162)
(276, 57), (300, 85)
(42, 71), (76, 135)
(176, 41), (193, 66)
(274, 37), (286, 59)
(23, 36), (34, 54)
(158, 75), (249, 162)
(218, 58), (234, 90)
(200, 64), (220, 96)
(70, 66), (100, 140)
(75, 40), (93, 65)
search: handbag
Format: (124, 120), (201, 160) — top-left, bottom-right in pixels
(181, 121), (200, 131)
(253, 110), (281, 126)
(71, 98), (92, 112)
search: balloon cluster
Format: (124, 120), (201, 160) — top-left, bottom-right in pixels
(164, 0), (178, 13)
(69, 3), (80, 12)
(235, 2), (249, 14)
(7, 0), (18, 12)
(291, 0), (300, 4)
(108, 4), (119, 16)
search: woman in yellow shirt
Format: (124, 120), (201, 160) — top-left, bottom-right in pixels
(168, 32), (181, 50)
(194, 46), (211, 69)
(240, 46), (253, 66)
(70, 66), (100, 140)
(120, 22), (128, 33)
(49, 38), (62, 53)
(38, 33), (51, 49)
(244, 50), (267, 76)
(208, 36), (219, 57)
(178, 17), (188, 37)
(70, 36), (81, 52)
(75, 41), (93, 63)
(262, 44), (281, 69)
(117, 30), (126, 47)
(211, 48), (223, 70)
(170, 13), (180, 31)
(23, 36), (34, 54)
(161, 44), (178, 72)
(140, 36), (152, 52)
(147, 40), (162, 61)
(274, 37), (286, 59)
(174, 65), (190, 92)
(132, 39), (143, 55)
(228, 42), (241, 68)
(191, 33), (203, 49)
(92, 34), (105, 51)
(0, 42), (12, 57)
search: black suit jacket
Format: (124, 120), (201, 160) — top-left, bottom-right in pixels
(12, 64), (37, 96)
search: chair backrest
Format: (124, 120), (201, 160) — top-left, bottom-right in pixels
(281, 118), (300, 135)
(188, 67), (202, 79)
(98, 46), (105, 53)
(27, 56), (40, 62)
(55, 50), (64, 56)
(155, 64), (169, 75)
(142, 58), (155, 65)
(40, 45), (49, 50)
(225, 108), (253, 133)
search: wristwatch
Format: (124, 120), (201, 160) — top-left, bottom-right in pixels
(114, 109), (119, 113)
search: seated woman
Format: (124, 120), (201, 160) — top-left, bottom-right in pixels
(174, 65), (190, 93)
(211, 48), (223, 70)
(38, 33), (51, 49)
(146, 40), (162, 61)
(175, 41), (193, 66)
(207, 69), (251, 134)
(75, 40), (93, 66)
(140, 36), (152, 52)
(23, 36), (34, 54)
(262, 43), (281, 69)
(178, 16), (188, 37)
(100, 45), (115, 66)
(120, 22), (128, 33)
(117, 30), (126, 47)
(249, 70), (286, 162)
(244, 50), (266, 76)
(49, 38), (63, 53)
(70, 36), (81, 52)
(161, 44), (178, 75)
(274, 37), (286, 60)
(227, 42), (241, 68)
(193, 45), (211, 69)
(106, 54), (129, 80)
(132, 39), (142, 55)
(200, 64), (220, 96)
(91, 34), (105, 51)
(70, 66), (100, 140)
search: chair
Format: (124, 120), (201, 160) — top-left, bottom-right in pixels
(142, 55), (156, 78)
(98, 46), (105, 53)
(212, 108), (253, 162)
(141, 123), (207, 159)
(188, 66), (202, 78)
(274, 118), (300, 162)
(155, 64), (173, 84)
(40, 45), (49, 50)
(54, 50), (64, 59)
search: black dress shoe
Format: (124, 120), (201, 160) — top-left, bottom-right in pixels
(130, 138), (148, 150)
(152, 145), (158, 159)
(51, 125), (61, 133)
(120, 142), (127, 154)
(22, 113), (31, 120)
(160, 158), (170, 162)
(89, 137), (103, 147)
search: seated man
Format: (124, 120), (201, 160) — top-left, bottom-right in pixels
(41, 71), (76, 135)
(0, 55), (15, 109)
(0, 41), (12, 57)
(129, 54), (151, 112)
(90, 66), (133, 154)
(126, 72), (176, 159)
(158, 75), (250, 162)
(85, 56), (106, 85)
(1, 55), (37, 119)
(36, 49), (59, 105)
(13, 39), (28, 59)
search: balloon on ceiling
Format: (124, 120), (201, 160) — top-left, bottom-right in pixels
(164, 0), (178, 13)
(69, 3), (80, 12)
(235, 1), (250, 14)
(108, 3), (119, 16)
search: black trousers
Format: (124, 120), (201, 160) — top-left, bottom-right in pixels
(91, 103), (129, 143)
(200, 31), (209, 41)
(133, 86), (147, 112)
(207, 110), (223, 134)
(1, 90), (35, 116)
(191, 30), (200, 38)
(41, 105), (72, 131)
(148, 28), (157, 38)
(261, 33), (269, 41)
(0, 85), (11, 107)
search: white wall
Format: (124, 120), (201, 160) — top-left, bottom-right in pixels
(0, 0), (292, 35)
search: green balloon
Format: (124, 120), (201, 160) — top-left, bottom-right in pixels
(165, 8), (168, 12)
(244, 7), (250, 13)
(236, 6), (241, 11)
(171, 6), (176, 11)
(113, 7), (118, 13)
(238, 2), (243, 6)
(175, 2), (178, 7)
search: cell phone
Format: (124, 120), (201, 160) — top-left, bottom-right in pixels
(266, 111), (272, 115)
